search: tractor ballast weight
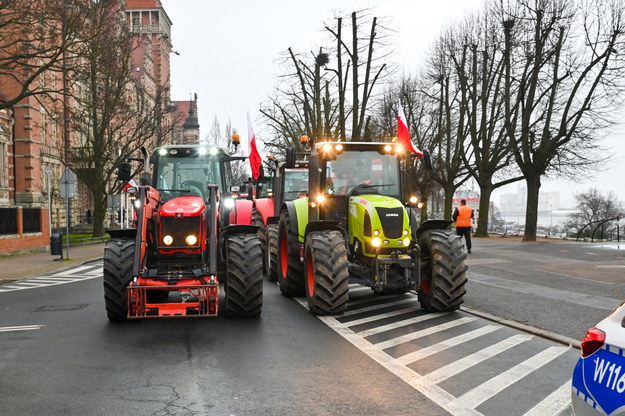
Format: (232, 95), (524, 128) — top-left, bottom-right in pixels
(104, 145), (263, 321)
(277, 141), (467, 315)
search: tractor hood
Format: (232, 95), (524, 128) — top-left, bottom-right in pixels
(348, 194), (405, 218)
(160, 196), (205, 218)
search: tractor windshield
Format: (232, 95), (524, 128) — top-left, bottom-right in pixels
(153, 149), (223, 202)
(283, 170), (308, 200)
(326, 151), (400, 197)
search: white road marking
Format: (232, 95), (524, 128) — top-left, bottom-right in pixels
(425, 334), (533, 384)
(372, 317), (477, 349)
(0, 325), (44, 332)
(358, 313), (448, 337)
(343, 298), (416, 317)
(452, 345), (570, 409)
(344, 306), (428, 326)
(0, 262), (102, 292)
(394, 325), (501, 365)
(523, 381), (571, 416)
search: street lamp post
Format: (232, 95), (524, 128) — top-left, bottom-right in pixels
(44, 166), (52, 236)
(550, 204), (553, 236)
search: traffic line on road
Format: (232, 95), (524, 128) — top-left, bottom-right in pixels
(0, 325), (44, 332)
(394, 325), (501, 365)
(451, 345), (570, 409)
(343, 306), (432, 326)
(372, 317), (477, 349)
(357, 312), (447, 337)
(523, 381), (571, 416)
(425, 334), (534, 384)
(342, 298), (416, 317)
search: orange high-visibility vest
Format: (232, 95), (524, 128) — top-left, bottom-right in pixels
(456, 205), (473, 227)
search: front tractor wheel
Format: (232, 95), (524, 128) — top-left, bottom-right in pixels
(224, 234), (263, 317)
(304, 231), (349, 315)
(277, 210), (305, 297)
(103, 238), (135, 322)
(418, 230), (468, 312)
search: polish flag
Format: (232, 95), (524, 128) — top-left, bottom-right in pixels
(247, 112), (262, 180)
(397, 101), (423, 156)
(123, 178), (138, 192)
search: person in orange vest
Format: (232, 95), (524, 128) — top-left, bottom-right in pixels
(453, 199), (474, 253)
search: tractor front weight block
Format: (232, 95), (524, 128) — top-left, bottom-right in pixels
(127, 278), (219, 318)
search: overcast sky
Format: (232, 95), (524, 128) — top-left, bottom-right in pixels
(161, 0), (625, 208)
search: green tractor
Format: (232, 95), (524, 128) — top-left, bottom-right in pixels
(277, 141), (467, 315)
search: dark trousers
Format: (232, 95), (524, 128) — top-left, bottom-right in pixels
(456, 227), (472, 252)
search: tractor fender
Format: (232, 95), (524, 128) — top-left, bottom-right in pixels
(281, 198), (309, 243)
(229, 198), (254, 225)
(415, 219), (453, 240)
(253, 198), (274, 224)
(107, 228), (137, 239)
(304, 221), (347, 240)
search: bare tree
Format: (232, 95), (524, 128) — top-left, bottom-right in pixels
(66, 1), (176, 236)
(501, 0), (625, 241)
(564, 187), (621, 237)
(0, 0), (91, 109)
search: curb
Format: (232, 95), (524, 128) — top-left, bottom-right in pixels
(460, 305), (582, 349)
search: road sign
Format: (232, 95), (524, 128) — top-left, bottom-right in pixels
(60, 168), (76, 198)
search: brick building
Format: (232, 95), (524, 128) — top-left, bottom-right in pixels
(0, 0), (196, 253)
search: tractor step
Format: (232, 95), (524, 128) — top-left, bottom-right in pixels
(127, 280), (219, 318)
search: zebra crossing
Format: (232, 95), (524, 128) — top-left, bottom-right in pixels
(297, 284), (577, 416)
(0, 262), (102, 292)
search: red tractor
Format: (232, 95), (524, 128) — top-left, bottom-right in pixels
(104, 145), (262, 321)
(251, 151), (308, 282)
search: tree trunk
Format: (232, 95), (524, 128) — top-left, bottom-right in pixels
(475, 185), (492, 237)
(92, 191), (107, 237)
(444, 187), (454, 221)
(523, 174), (541, 242)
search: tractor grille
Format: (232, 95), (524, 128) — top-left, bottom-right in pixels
(160, 216), (201, 248)
(376, 207), (403, 239)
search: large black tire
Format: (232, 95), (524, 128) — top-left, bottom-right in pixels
(224, 234), (263, 317)
(266, 224), (279, 282)
(304, 231), (349, 315)
(252, 208), (267, 273)
(418, 229), (468, 312)
(103, 238), (135, 322)
(277, 209), (305, 297)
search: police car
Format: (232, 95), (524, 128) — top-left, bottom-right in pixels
(572, 300), (625, 415)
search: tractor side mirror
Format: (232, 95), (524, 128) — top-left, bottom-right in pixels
(422, 149), (433, 171)
(118, 162), (131, 182)
(285, 147), (296, 168)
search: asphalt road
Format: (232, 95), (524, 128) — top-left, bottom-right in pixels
(1, 237), (622, 415)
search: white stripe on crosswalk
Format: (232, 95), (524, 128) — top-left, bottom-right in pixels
(356, 312), (446, 337)
(425, 334), (533, 384)
(372, 317), (477, 349)
(394, 325), (501, 365)
(343, 298), (417, 317)
(452, 345), (570, 409)
(523, 380), (571, 416)
(47, 264), (98, 277)
(344, 306), (431, 326)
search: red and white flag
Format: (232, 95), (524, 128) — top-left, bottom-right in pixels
(123, 178), (138, 192)
(247, 112), (262, 180)
(397, 101), (423, 156)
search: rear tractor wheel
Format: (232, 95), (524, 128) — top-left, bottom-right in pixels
(266, 224), (279, 282)
(277, 209), (305, 297)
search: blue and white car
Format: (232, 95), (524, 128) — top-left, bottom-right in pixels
(572, 301), (625, 415)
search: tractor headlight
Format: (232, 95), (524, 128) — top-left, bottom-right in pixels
(223, 198), (235, 209)
(316, 194), (325, 204)
(373, 229), (381, 237)
(133, 200), (141, 209)
(335, 144), (344, 152)
(322, 143), (332, 152)
(403, 230), (409, 236)
(185, 234), (198, 246)
(395, 145), (405, 154)
(163, 235), (173, 246)
(209, 147), (219, 155)
(384, 144), (393, 153)
(402, 238), (411, 246)
(371, 237), (382, 247)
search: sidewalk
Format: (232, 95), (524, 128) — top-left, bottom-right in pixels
(0, 242), (105, 283)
